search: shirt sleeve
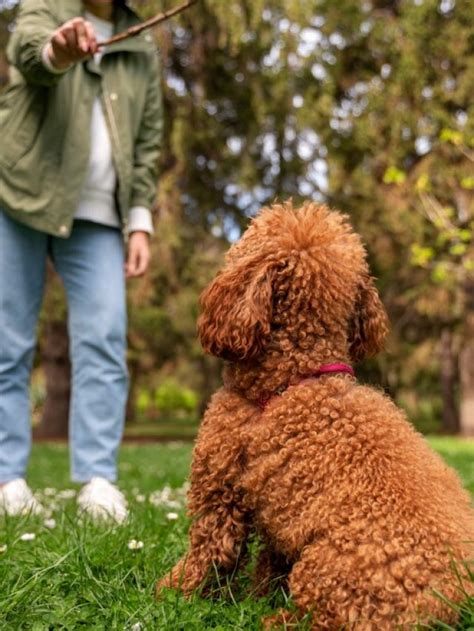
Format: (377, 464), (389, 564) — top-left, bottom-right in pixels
(129, 50), (163, 211)
(126, 206), (154, 235)
(7, 0), (68, 86)
(41, 44), (72, 75)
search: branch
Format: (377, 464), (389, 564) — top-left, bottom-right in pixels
(459, 146), (474, 163)
(97, 0), (199, 48)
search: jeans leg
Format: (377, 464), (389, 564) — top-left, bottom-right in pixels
(51, 220), (128, 483)
(0, 210), (47, 483)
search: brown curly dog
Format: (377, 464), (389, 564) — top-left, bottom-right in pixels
(157, 201), (474, 630)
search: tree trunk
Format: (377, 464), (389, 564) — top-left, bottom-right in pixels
(459, 280), (474, 436)
(125, 355), (139, 423)
(36, 320), (70, 439)
(197, 355), (222, 416)
(439, 328), (459, 434)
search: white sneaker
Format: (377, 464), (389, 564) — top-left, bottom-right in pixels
(0, 479), (44, 516)
(77, 477), (128, 524)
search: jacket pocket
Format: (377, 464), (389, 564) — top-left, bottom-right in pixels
(0, 83), (47, 169)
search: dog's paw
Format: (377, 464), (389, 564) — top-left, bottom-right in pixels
(262, 609), (300, 630)
(155, 576), (173, 598)
(155, 568), (185, 597)
(156, 557), (186, 597)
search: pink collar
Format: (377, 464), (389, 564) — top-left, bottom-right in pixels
(257, 363), (355, 410)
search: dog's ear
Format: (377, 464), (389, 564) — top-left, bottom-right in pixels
(198, 260), (275, 361)
(348, 274), (389, 362)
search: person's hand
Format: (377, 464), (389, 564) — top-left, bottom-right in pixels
(126, 231), (151, 278)
(45, 18), (98, 71)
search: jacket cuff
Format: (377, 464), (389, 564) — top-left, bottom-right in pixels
(126, 206), (154, 235)
(41, 43), (72, 74)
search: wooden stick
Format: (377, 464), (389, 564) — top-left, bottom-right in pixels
(97, 0), (198, 48)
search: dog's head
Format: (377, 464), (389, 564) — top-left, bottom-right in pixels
(198, 201), (388, 363)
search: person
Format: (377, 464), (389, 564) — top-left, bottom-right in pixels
(0, 0), (163, 522)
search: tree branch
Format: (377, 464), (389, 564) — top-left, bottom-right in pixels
(97, 0), (199, 48)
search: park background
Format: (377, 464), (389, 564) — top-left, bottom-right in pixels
(0, 0), (473, 439)
(1, 2), (473, 629)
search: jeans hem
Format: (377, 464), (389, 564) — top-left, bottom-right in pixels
(0, 474), (27, 484)
(71, 472), (118, 484)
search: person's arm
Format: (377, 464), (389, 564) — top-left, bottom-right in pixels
(129, 51), (163, 214)
(125, 51), (163, 278)
(125, 207), (153, 278)
(125, 231), (151, 279)
(7, 0), (96, 86)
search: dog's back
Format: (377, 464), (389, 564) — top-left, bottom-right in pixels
(239, 374), (474, 628)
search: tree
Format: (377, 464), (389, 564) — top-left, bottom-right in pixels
(1, 0), (472, 433)
(296, 0), (473, 432)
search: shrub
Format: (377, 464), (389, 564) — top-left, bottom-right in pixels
(155, 378), (198, 418)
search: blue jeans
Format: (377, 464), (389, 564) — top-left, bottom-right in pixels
(0, 210), (128, 483)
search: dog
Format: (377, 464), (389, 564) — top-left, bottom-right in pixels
(157, 201), (474, 630)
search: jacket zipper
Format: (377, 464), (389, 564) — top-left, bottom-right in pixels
(102, 89), (127, 230)
(103, 91), (121, 155)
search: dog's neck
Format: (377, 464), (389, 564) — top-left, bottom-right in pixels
(223, 328), (352, 403)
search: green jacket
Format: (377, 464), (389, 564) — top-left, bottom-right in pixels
(0, 0), (163, 237)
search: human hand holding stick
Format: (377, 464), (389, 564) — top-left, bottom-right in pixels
(45, 1), (198, 73)
(45, 17), (98, 70)
(97, 0), (199, 48)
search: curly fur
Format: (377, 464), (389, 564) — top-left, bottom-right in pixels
(157, 201), (474, 630)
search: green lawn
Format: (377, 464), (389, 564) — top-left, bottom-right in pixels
(0, 438), (472, 630)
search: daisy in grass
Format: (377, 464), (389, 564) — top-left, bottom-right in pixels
(166, 512), (179, 521)
(0, 544), (7, 553)
(149, 483), (188, 509)
(57, 489), (76, 500)
(127, 539), (144, 550)
(20, 533), (36, 541)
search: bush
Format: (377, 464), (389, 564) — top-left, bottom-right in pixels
(154, 378), (198, 418)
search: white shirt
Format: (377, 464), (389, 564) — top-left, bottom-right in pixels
(42, 12), (154, 235)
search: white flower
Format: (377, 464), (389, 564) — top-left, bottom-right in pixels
(43, 487), (57, 496)
(44, 518), (57, 529)
(0, 544), (7, 553)
(127, 539), (144, 550)
(20, 533), (36, 541)
(166, 512), (179, 521)
(131, 624), (142, 631)
(57, 489), (76, 500)
(135, 494), (146, 503)
(149, 485), (186, 509)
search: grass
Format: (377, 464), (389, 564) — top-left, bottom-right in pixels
(124, 419), (198, 440)
(0, 437), (472, 630)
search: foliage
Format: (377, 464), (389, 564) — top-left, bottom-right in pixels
(127, 0), (474, 432)
(282, 0), (474, 431)
(1, 0), (473, 431)
(155, 378), (198, 415)
(135, 377), (199, 420)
